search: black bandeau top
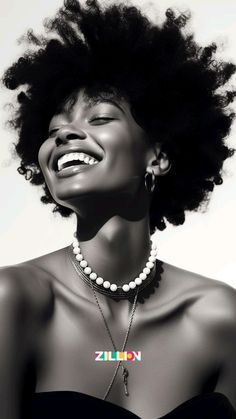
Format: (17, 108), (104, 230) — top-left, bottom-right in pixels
(29, 391), (236, 418)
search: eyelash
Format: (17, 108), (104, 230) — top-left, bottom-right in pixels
(89, 117), (114, 123)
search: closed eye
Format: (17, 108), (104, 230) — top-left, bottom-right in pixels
(89, 117), (115, 125)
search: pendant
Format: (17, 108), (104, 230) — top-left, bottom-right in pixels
(121, 366), (129, 396)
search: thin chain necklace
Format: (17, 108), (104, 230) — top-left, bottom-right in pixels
(67, 238), (157, 400)
(90, 282), (139, 400)
(68, 246), (140, 399)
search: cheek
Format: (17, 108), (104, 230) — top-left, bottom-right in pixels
(38, 145), (44, 169)
(38, 140), (52, 171)
(114, 137), (147, 173)
(100, 126), (147, 168)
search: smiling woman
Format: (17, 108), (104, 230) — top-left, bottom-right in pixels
(39, 90), (161, 209)
(1, 0), (236, 418)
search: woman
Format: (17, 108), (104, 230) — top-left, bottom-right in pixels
(1, 0), (236, 418)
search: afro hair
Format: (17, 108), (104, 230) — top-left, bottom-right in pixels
(2, 0), (236, 233)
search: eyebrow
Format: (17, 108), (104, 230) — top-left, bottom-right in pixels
(56, 96), (126, 118)
(86, 99), (125, 114)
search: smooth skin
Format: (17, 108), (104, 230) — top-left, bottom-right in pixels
(0, 90), (236, 419)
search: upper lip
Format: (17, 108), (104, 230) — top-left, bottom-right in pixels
(51, 145), (103, 171)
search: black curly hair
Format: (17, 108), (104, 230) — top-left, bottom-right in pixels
(2, 0), (236, 234)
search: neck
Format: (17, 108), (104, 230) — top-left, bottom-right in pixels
(74, 195), (153, 287)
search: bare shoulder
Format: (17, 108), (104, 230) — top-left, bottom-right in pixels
(0, 258), (56, 412)
(192, 276), (236, 340)
(186, 270), (236, 328)
(164, 260), (236, 335)
(0, 255), (55, 324)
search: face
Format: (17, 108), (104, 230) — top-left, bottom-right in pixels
(38, 89), (153, 210)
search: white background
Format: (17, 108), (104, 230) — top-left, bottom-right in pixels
(0, 0), (236, 288)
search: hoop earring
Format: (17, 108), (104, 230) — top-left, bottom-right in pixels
(144, 170), (156, 193)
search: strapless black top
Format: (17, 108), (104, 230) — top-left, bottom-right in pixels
(29, 391), (236, 418)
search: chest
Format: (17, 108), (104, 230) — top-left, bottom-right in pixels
(35, 296), (220, 418)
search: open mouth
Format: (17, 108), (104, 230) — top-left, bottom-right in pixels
(55, 152), (99, 173)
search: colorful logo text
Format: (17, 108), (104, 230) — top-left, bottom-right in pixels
(95, 351), (141, 361)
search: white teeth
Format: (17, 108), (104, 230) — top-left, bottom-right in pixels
(84, 156), (90, 164)
(57, 152), (99, 171)
(78, 153), (85, 160)
(89, 157), (96, 165)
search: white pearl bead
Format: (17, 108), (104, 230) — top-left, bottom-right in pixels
(146, 261), (154, 269)
(80, 260), (88, 268)
(96, 277), (104, 285)
(73, 246), (80, 255)
(71, 234), (156, 294)
(135, 277), (142, 285)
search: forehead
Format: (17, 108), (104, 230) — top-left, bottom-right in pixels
(54, 88), (129, 116)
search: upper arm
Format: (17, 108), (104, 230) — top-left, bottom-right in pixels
(209, 285), (236, 411)
(0, 269), (37, 419)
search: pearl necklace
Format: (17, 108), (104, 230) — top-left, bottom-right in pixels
(71, 232), (157, 296)
(68, 233), (158, 398)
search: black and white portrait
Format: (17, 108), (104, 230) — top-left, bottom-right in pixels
(0, 1), (236, 418)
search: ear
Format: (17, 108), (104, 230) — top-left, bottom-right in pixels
(146, 144), (171, 176)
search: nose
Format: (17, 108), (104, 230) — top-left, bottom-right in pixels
(55, 126), (87, 146)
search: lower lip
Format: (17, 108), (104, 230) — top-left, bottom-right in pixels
(55, 164), (97, 178)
